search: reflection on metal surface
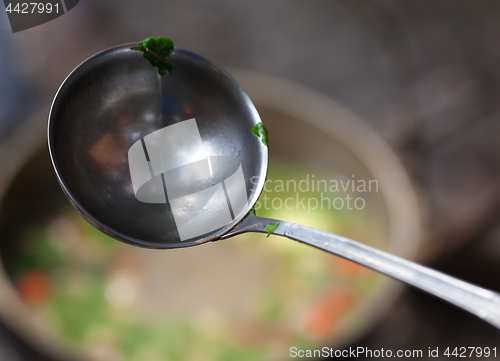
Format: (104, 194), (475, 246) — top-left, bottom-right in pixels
(128, 118), (248, 241)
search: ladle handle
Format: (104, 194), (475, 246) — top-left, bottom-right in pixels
(223, 215), (500, 329)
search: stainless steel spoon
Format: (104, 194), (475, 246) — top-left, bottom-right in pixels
(48, 44), (500, 328)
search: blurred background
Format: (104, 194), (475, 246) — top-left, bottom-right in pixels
(0, 0), (498, 360)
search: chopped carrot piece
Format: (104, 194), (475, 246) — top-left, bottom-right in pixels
(304, 289), (356, 338)
(15, 271), (52, 306)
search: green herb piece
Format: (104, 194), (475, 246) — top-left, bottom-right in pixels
(252, 122), (269, 147)
(131, 36), (174, 75)
(266, 222), (279, 238)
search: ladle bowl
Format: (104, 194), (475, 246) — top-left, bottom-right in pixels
(48, 44), (267, 249)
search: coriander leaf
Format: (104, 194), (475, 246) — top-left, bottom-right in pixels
(250, 209), (256, 216)
(140, 36), (174, 57)
(266, 222), (279, 238)
(252, 122), (268, 147)
(131, 36), (174, 75)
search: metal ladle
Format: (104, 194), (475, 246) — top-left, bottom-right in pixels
(48, 44), (500, 328)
